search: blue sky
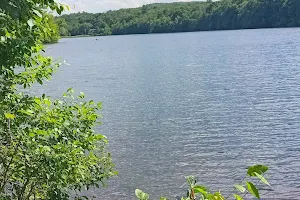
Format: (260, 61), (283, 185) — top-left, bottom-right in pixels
(60, 0), (198, 13)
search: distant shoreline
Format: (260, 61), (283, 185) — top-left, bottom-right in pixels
(62, 35), (93, 38)
(61, 27), (300, 39)
(57, 0), (300, 39)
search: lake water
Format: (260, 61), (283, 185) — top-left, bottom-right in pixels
(37, 28), (300, 199)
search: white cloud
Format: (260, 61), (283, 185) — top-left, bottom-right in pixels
(59, 0), (198, 13)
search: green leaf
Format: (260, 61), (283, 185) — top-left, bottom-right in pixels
(29, 132), (35, 137)
(67, 88), (74, 93)
(42, 146), (51, 152)
(246, 181), (260, 199)
(95, 134), (106, 140)
(27, 19), (35, 28)
(5, 30), (11, 37)
(25, 155), (30, 162)
(0, 36), (6, 42)
(37, 130), (47, 135)
(193, 185), (208, 194)
(5, 113), (15, 119)
(234, 184), (246, 193)
(254, 172), (270, 186)
(135, 189), (149, 200)
(213, 192), (225, 199)
(18, 109), (34, 116)
(79, 92), (85, 99)
(233, 194), (243, 200)
(97, 102), (102, 109)
(56, 6), (62, 15)
(64, 4), (70, 11)
(33, 10), (42, 18)
(34, 98), (41, 105)
(37, 78), (43, 85)
(247, 165), (268, 176)
(44, 99), (51, 106)
(186, 175), (196, 187)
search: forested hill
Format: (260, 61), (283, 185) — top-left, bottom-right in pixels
(56, 0), (300, 36)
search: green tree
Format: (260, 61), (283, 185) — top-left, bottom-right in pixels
(78, 22), (93, 35)
(41, 13), (61, 43)
(55, 17), (70, 36)
(0, 1), (116, 200)
(56, 0), (300, 36)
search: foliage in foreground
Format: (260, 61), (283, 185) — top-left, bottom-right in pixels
(0, 1), (116, 199)
(57, 0), (300, 36)
(135, 165), (270, 200)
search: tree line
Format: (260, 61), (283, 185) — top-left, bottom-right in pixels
(56, 0), (300, 36)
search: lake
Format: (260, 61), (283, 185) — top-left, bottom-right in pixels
(37, 28), (300, 199)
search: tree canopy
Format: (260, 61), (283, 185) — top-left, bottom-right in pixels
(42, 14), (61, 44)
(0, 1), (115, 199)
(57, 0), (300, 36)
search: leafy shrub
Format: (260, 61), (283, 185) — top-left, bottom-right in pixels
(135, 165), (270, 200)
(0, 1), (116, 199)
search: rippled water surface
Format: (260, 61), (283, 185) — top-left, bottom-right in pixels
(37, 28), (300, 199)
